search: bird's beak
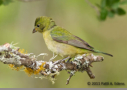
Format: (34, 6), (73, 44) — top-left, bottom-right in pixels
(33, 28), (37, 33)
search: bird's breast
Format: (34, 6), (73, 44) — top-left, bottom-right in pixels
(43, 31), (61, 55)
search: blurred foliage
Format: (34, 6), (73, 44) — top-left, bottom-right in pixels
(0, 0), (13, 6)
(97, 0), (127, 20)
(0, 0), (127, 21)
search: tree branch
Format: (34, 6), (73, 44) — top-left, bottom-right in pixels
(0, 43), (104, 85)
(66, 73), (73, 85)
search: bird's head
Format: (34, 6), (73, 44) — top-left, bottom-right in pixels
(33, 16), (56, 33)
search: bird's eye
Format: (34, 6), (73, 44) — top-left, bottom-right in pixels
(37, 24), (40, 27)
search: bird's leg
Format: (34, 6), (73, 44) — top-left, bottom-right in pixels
(67, 58), (72, 62)
(53, 56), (70, 65)
(49, 52), (58, 61)
(61, 56), (70, 62)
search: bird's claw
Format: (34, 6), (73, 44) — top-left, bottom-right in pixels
(49, 52), (58, 61)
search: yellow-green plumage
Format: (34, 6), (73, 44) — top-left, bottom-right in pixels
(43, 26), (89, 58)
(33, 16), (113, 59)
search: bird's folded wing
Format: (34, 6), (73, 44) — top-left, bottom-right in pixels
(50, 28), (94, 51)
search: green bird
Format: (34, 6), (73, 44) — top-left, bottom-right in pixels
(33, 16), (113, 61)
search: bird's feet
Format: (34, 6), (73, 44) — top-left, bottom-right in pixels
(61, 56), (71, 62)
(66, 58), (72, 63)
(49, 52), (58, 61)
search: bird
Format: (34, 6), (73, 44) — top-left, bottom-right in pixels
(32, 16), (113, 61)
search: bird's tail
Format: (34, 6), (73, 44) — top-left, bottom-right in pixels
(94, 50), (113, 57)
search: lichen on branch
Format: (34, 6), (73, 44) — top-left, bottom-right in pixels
(0, 43), (104, 85)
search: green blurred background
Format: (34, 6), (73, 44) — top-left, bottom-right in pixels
(0, 0), (127, 88)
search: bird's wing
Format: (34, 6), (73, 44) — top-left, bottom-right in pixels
(50, 27), (94, 51)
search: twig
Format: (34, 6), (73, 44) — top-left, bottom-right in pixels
(66, 74), (73, 85)
(0, 43), (104, 84)
(86, 67), (95, 79)
(85, 0), (100, 16)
